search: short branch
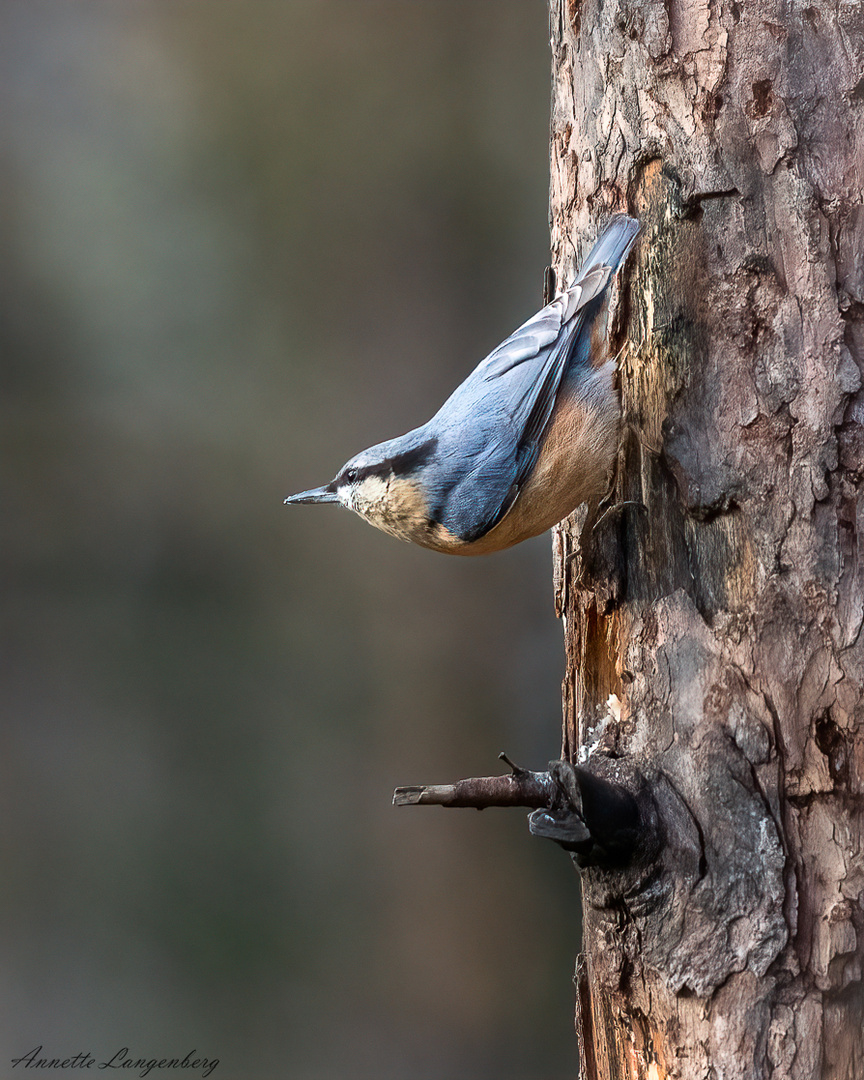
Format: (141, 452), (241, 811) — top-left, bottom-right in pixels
(393, 770), (554, 808)
(394, 755), (656, 868)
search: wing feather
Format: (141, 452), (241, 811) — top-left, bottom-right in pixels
(429, 215), (639, 541)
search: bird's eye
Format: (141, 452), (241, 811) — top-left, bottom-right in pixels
(343, 467), (358, 484)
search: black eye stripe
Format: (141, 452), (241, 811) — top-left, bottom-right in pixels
(388, 438), (438, 476)
(339, 437), (438, 487)
(341, 464), (382, 486)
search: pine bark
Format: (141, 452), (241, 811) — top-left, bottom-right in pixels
(549, 1), (864, 1077)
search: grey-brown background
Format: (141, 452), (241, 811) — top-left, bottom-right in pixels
(1, 3), (580, 1078)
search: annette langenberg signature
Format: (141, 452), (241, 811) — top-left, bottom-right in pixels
(11, 1047), (219, 1078)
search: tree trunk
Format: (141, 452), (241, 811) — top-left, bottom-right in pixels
(549, 1), (864, 1077)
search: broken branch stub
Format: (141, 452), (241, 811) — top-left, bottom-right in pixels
(394, 755), (659, 871)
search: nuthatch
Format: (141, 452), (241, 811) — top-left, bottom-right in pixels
(285, 214), (639, 555)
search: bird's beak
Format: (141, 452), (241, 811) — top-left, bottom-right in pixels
(284, 485), (338, 505)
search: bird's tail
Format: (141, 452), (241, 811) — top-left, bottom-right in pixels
(575, 214), (640, 281)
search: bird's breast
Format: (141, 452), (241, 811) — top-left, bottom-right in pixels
(443, 361), (620, 555)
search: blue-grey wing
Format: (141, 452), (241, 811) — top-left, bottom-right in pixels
(429, 214), (639, 542)
(431, 308), (589, 542)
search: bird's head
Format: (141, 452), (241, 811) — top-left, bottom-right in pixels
(285, 433), (440, 542)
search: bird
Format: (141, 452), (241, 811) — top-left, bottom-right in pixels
(285, 213), (639, 555)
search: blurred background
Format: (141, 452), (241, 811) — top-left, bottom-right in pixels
(0, 3), (582, 1078)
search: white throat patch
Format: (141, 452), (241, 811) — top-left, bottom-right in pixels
(344, 473), (429, 543)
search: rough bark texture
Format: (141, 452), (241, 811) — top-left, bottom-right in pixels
(549, 1), (864, 1077)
